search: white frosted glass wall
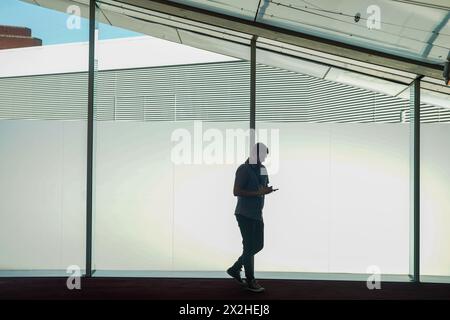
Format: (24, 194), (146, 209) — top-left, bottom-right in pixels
(421, 124), (450, 277)
(172, 122), (248, 271)
(94, 121), (246, 270)
(257, 124), (330, 272)
(94, 121), (175, 270)
(258, 123), (410, 274)
(0, 120), (86, 270)
(94, 121), (411, 274)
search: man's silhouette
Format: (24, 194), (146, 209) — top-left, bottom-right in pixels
(227, 142), (274, 292)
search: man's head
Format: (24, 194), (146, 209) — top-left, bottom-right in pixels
(249, 142), (269, 164)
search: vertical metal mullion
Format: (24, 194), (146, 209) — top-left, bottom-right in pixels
(250, 36), (256, 147)
(85, 0), (96, 278)
(413, 77), (421, 283)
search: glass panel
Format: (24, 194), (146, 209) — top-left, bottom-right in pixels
(94, 0), (252, 60)
(0, 0), (89, 275)
(256, 0), (450, 64)
(420, 85), (450, 283)
(165, 0), (449, 65)
(255, 56), (411, 275)
(93, 3), (251, 273)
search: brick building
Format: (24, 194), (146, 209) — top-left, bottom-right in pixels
(0, 25), (42, 50)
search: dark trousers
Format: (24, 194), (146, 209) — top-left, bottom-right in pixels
(231, 214), (264, 280)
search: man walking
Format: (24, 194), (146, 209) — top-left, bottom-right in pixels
(227, 143), (276, 292)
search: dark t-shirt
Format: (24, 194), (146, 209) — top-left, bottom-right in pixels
(234, 159), (269, 221)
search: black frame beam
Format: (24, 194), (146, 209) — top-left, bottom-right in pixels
(250, 35), (257, 147)
(85, 0), (96, 277)
(413, 77), (421, 282)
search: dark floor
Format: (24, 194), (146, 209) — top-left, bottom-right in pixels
(1, 277), (450, 300)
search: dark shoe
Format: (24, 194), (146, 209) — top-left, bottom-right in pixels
(246, 279), (265, 293)
(227, 267), (245, 285)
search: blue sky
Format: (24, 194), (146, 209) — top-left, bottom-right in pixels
(0, 0), (142, 45)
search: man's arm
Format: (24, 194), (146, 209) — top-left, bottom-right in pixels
(234, 185), (273, 197)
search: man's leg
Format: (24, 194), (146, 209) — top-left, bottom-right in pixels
(253, 220), (264, 255)
(230, 255), (243, 272)
(228, 215), (252, 283)
(245, 219), (265, 292)
(230, 215), (264, 284)
(237, 218), (265, 292)
(237, 215), (257, 281)
(230, 215), (246, 271)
